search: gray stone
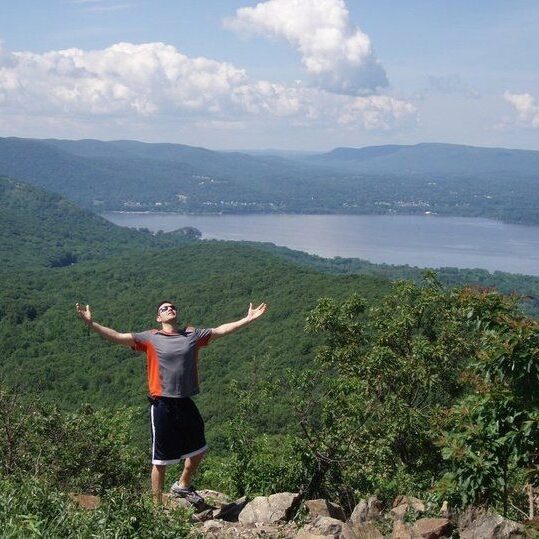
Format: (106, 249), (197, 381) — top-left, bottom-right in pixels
(349, 500), (369, 525)
(214, 496), (249, 522)
(305, 499), (346, 521)
(197, 489), (231, 508)
(349, 496), (383, 526)
(412, 518), (451, 538)
(391, 520), (412, 539)
(367, 496), (383, 521)
(351, 522), (384, 539)
(297, 516), (356, 538)
(459, 512), (525, 539)
(238, 492), (300, 525)
(439, 501), (450, 519)
(391, 496), (425, 521)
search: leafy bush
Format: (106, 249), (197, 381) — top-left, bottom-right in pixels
(0, 477), (193, 538)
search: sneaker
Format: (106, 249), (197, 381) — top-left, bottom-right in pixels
(170, 482), (205, 506)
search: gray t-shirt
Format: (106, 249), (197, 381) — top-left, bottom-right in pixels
(132, 327), (212, 398)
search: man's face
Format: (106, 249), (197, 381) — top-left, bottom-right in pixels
(156, 303), (178, 324)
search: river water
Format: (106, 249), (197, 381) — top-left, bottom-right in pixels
(102, 213), (539, 276)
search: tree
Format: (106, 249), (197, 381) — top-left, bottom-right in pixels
(288, 273), (474, 505)
(438, 289), (538, 516)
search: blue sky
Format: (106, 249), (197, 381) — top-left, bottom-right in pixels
(1, 0), (538, 150)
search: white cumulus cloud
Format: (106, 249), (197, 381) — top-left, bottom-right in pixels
(503, 91), (539, 127)
(224, 0), (387, 95)
(0, 40), (414, 137)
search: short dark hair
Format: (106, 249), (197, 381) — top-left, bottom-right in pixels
(156, 300), (175, 314)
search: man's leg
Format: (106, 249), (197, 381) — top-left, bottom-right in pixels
(178, 451), (205, 488)
(151, 464), (166, 504)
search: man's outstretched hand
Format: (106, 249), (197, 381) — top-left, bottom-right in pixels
(246, 302), (267, 322)
(75, 303), (92, 326)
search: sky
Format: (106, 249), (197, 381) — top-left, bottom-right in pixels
(0, 0), (538, 150)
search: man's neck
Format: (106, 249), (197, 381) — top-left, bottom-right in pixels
(160, 322), (178, 334)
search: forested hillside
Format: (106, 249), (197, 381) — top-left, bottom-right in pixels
(0, 177), (200, 270)
(249, 242), (539, 318)
(1, 177), (536, 535)
(1, 137), (538, 224)
(0, 177), (388, 444)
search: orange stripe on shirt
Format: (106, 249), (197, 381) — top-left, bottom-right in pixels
(146, 342), (162, 397)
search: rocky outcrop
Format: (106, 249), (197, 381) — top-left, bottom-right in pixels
(412, 518), (451, 538)
(349, 496), (383, 526)
(391, 496), (426, 521)
(305, 499), (346, 521)
(459, 511), (526, 538)
(238, 492), (301, 525)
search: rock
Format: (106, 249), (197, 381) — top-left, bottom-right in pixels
(351, 523), (384, 539)
(191, 508), (214, 523)
(459, 512), (525, 539)
(391, 496), (425, 521)
(458, 506), (487, 531)
(305, 499), (346, 521)
(367, 496), (383, 520)
(69, 493), (101, 510)
(439, 501), (450, 519)
(199, 519), (298, 538)
(214, 496), (249, 521)
(412, 518), (451, 538)
(200, 519), (226, 534)
(297, 516), (356, 538)
(162, 493), (193, 510)
(238, 492), (300, 525)
(197, 489), (231, 508)
(392, 520), (412, 539)
(349, 496), (383, 526)
(349, 500), (369, 525)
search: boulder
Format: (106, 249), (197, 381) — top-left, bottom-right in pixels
(214, 496), (249, 521)
(162, 493), (193, 511)
(197, 489), (231, 508)
(459, 512), (525, 539)
(305, 499), (346, 521)
(392, 520), (412, 539)
(391, 496), (425, 521)
(351, 523), (384, 539)
(349, 496), (383, 525)
(439, 501), (450, 519)
(238, 492), (300, 525)
(297, 516), (356, 538)
(412, 518), (451, 538)
(349, 500), (368, 525)
(367, 496), (383, 520)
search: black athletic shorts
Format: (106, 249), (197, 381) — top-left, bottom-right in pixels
(148, 396), (207, 465)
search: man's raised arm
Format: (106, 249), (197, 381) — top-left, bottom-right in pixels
(75, 303), (135, 347)
(210, 302), (267, 340)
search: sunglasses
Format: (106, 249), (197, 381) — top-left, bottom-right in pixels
(158, 304), (176, 313)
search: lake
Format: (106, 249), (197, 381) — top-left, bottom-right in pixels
(102, 213), (539, 276)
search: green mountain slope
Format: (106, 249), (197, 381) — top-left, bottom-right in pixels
(0, 178), (388, 442)
(0, 176), (200, 270)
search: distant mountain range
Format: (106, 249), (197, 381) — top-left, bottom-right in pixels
(0, 137), (537, 224)
(307, 142), (539, 177)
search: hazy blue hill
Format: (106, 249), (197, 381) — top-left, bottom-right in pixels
(44, 138), (292, 174)
(310, 142), (539, 178)
(1, 137), (538, 223)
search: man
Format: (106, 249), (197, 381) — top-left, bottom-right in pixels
(75, 299), (267, 504)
